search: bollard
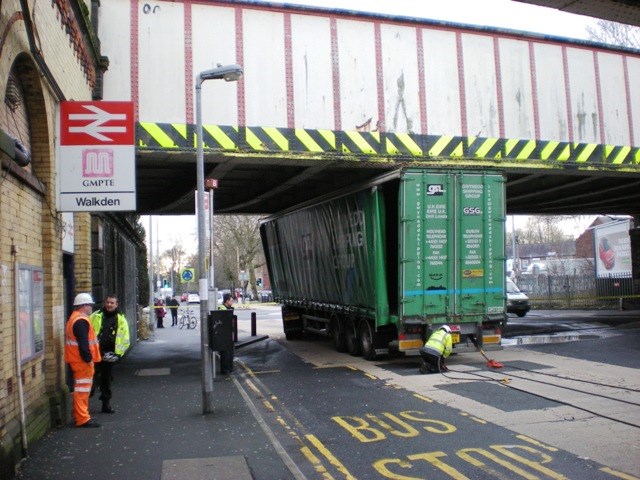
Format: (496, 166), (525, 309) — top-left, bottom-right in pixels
(232, 315), (238, 343)
(251, 311), (257, 336)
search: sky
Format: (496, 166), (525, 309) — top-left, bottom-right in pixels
(280, 0), (599, 40)
(143, 0), (601, 250)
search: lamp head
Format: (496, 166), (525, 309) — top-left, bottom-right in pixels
(199, 64), (243, 82)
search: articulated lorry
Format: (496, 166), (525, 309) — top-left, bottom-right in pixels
(260, 168), (506, 360)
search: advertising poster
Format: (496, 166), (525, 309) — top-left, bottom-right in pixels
(594, 220), (631, 277)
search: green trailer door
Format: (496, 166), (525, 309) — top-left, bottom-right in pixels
(457, 173), (505, 321)
(400, 171), (505, 323)
(400, 171), (456, 320)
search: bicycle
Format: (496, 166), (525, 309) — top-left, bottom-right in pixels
(178, 307), (198, 330)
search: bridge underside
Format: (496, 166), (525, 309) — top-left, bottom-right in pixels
(517, 0), (640, 28)
(136, 124), (640, 216)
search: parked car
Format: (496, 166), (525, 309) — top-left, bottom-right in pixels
(506, 277), (530, 317)
(180, 293), (188, 302)
(187, 293), (200, 304)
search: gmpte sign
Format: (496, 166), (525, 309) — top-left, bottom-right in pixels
(57, 101), (136, 211)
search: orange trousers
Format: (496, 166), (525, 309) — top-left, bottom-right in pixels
(69, 361), (95, 426)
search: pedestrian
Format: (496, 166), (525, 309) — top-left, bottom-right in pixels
(219, 293), (234, 310)
(218, 293), (235, 373)
(154, 298), (166, 328)
(90, 294), (130, 414)
(168, 295), (180, 326)
(419, 325), (453, 374)
(65, 293), (102, 428)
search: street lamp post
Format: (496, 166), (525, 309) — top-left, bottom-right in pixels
(195, 64), (243, 414)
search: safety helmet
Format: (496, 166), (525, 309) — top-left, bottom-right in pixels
(73, 293), (94, 306)
(440, 325), (451, 333)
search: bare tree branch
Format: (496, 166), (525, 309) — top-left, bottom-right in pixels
(586, 19), (640, 48)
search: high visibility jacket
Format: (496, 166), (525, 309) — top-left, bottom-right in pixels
(424, 329), (453, 358)
(90, 310), (131, 356)
(65, 310), (101, 364)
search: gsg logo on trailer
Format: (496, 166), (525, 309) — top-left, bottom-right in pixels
(463, 206), (482, 215)
(427, 184), (444, 195)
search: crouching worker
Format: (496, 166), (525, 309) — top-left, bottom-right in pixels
(419, 325), (452, 374)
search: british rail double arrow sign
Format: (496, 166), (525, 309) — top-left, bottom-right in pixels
(57, 101), (136, 212)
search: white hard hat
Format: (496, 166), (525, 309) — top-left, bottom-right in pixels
(440, 325), (451, 333)
(73, 293), (94, 306)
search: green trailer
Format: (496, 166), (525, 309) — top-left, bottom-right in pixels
(260, 168), (506, 360)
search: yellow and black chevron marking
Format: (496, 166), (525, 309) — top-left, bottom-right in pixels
(291, 129), (336, 152)
(136, 122), (640, 167)
(138, 122), (189, 149)
(340, 131), (382, 154)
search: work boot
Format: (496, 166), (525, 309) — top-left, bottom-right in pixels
(419, 360), (428, 374)
(101, 402), (115, 414)
(77, 420), (101, 428)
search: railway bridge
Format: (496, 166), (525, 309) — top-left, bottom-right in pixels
(98, 0), (640, 219)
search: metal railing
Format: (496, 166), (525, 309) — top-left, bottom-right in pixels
(516, 273), (636, 310)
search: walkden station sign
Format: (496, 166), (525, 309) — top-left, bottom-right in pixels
(57, 101), (136, 211)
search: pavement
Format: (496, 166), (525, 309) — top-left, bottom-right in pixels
(15, 310), (293, 480)
(14, 307), (640, 479)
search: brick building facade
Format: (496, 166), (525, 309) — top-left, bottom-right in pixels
(0, 1), (143, 477)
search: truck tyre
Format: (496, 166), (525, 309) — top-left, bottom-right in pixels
(359, 319), (378, 361)
(345, 317), (361, 356)
(331, 316), (347, 352)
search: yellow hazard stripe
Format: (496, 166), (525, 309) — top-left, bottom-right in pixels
(295, 129), (323, 152)
(264, 127), (289, 150)
(505, 139), (536, 159)
(575, 143), (597, 162)
(134, 123), (640, 168)
(245, 129), (263, 150)
(608, 145), (631, 165)
(429, 136), (463, 157)
(343, 131), (379, 154)
(202, 125), (237, 149)
(387, 133), (422, 155)
(139, 122), (183, 148)
(473, 137), (499, 158)
(557, 144), (570, 161)
(539, 141), (556, 160)
(319, 130), (336, 148)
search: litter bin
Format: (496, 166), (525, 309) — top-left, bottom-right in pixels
(208, 310), (234, 373)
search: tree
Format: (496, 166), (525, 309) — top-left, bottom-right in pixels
(213, 215), (265, 299)
(158, 242), (189, 292)
(586, 20), (640, 48)
(135, 218), (150, 306)
(519, 215), (571, 245)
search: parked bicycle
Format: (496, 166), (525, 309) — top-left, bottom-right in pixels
(179, 307), (198, 330)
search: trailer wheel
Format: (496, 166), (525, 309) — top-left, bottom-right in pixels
(345, 317), (361, 356)
(359, 320), (378, 361)
(331, 316), (347, 352)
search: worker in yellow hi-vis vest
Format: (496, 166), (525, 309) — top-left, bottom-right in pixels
(419, 325), (453, 374)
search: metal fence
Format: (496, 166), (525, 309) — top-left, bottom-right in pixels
(516, 273), (635, 310)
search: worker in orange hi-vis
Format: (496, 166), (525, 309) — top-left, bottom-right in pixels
(65, 293), (102, 428)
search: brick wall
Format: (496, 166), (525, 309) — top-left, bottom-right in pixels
(0, 0), (99, 475)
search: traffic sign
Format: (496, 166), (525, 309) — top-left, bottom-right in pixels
(180, 268), (195, 283)
(57, 101), (136, 211)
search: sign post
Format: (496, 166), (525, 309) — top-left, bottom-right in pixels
(57, 101), (136, 211)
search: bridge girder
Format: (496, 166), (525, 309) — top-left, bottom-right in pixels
(136, 123), (640, 217)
